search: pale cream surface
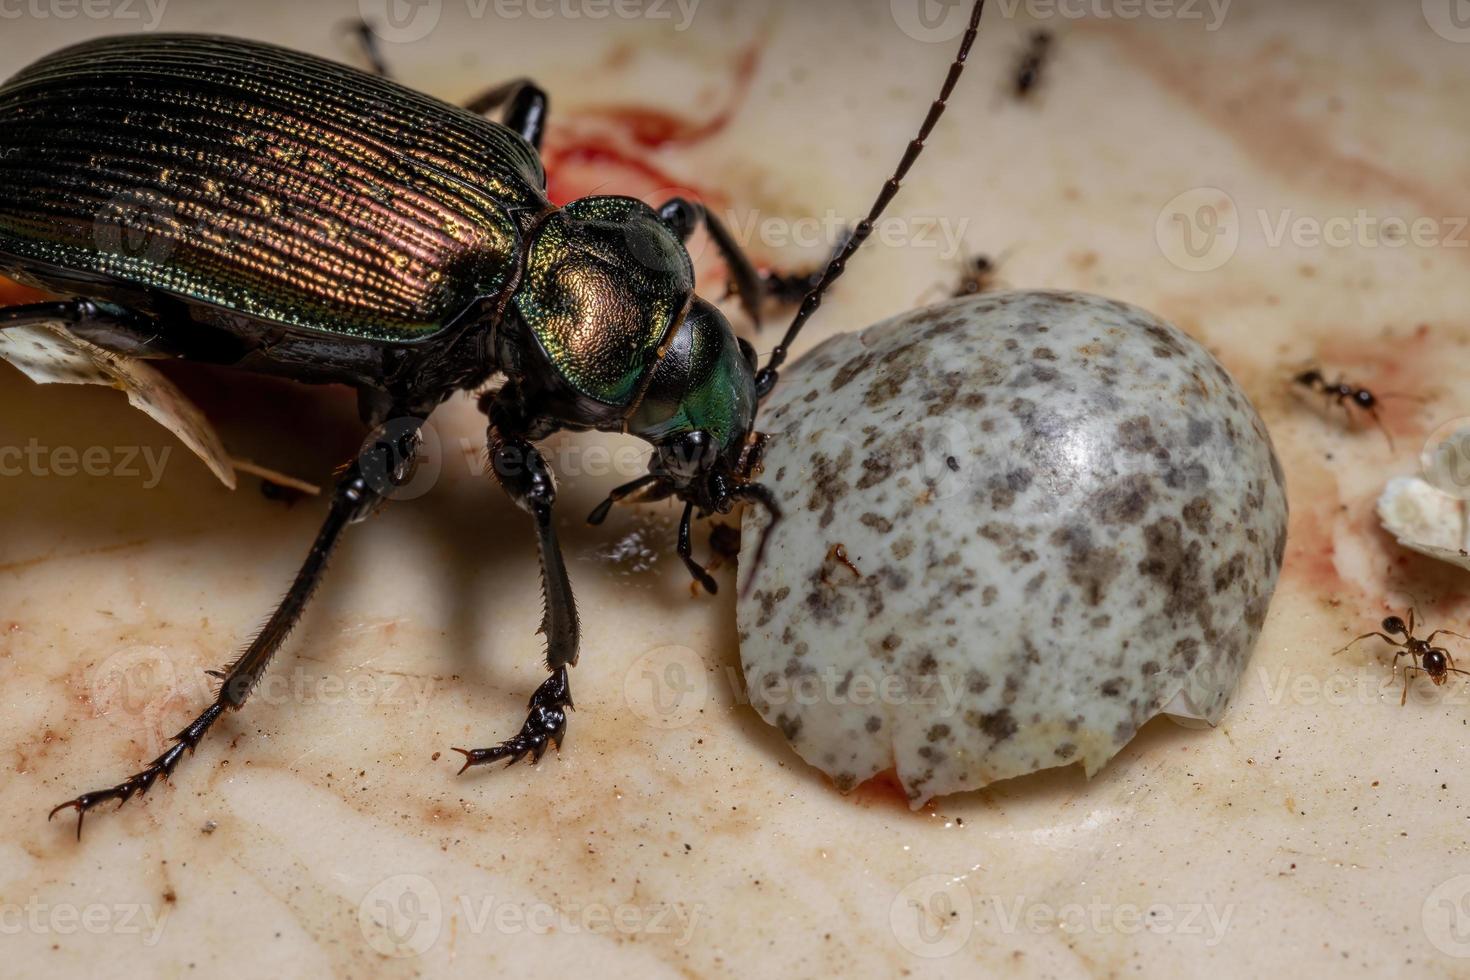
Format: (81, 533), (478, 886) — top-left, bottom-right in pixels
(2, 1), (1469, 976)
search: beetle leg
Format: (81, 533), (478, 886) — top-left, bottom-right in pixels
(341, 25), (549, 150)
(0, 298), (146, 333)
(455, 425), (578, 771)
(48, 419), (424, 838)
(678, 499), (720, 596)
(657, 197), (764, 329)
(587, 474), (663, 525)
(342, 19), (394, 78)
(462, 79), (549, 152)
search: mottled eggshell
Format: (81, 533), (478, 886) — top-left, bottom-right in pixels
(736, 290), (1287, 807)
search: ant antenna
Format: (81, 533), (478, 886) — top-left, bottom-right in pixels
(754, 0), (987, 399)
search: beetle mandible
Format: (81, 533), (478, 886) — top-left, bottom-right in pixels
(0, 1), (987, 836)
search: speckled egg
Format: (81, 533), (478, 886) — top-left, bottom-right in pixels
(736, 290), (1287, 806)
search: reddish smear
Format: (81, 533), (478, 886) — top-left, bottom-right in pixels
(1282, 322), (1470, 611)
(0, 276), (48, 306)
(574, 44), (760, 151)
(543, 140), (719, 211)
(850, 768), (924, 812)
(540, 38), (762, 209)
(1302, 324), (1433, 441)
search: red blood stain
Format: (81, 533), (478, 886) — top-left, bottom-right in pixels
(1283, 322), (1470, 610)
(850, 768), (924, 811)
(0, 277), (48, 306)
(540, 39), (761, 210)
(573, 45), (760, 151)
(1297, 329), (1432, 441)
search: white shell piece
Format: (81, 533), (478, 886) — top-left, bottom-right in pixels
(1376, 475), (1470, 572)
(0, 322), (237, 488)
(737, 291), (1287, 806)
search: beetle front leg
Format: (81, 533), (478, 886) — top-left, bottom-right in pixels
(657, 197), (764, 329)
(454, 426), (579, 771)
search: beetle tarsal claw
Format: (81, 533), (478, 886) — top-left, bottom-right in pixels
(453, 667), (571, 773)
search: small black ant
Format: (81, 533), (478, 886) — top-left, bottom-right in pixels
(1293, 368), (1401, 449)
(1335, 609), (1470, 704)
(953, 253), (1002, 297)
(1012, 30), (1053, 101)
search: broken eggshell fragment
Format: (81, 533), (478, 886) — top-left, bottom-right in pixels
(736, 290), (1287, 807)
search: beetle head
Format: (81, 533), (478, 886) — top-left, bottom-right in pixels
(595, 295), (781, 589)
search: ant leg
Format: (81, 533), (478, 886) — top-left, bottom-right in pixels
(461, 80), (549, 152)
(1366, 406), (1395, 451)
(1424, 630), (1470, 646)
(1401, 666), (1428, 705)
(48, 423), (421, 838)
(678, 500), (720, 596)
(455, 415), (578, 771)
(1332, 632), (1399, 656)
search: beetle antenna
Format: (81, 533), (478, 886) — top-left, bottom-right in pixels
(754, 0), (987, 399)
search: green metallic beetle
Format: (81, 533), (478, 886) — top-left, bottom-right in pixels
(0, 5), (986, 835)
